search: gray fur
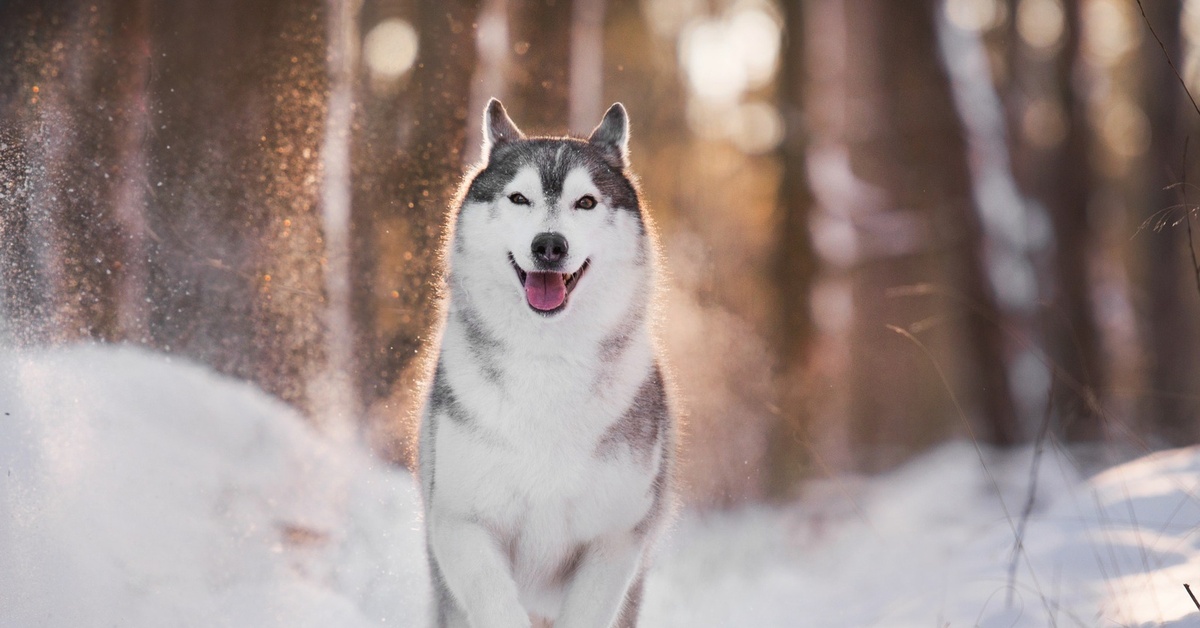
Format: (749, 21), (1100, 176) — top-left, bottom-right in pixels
(633, 446), (670, 538)
(431, 363), (473, 428)
(422, 100), (671, 628)
(429, 548), (465, 628)
(419, 381), (439, 501)
(587, 103), (630, 169)
(470, 100), (638, 215)
(598, 309), (643, 363)
(455, 305), (504, 384)
(616, 574), (645, 628)
(466, 139), (640, 216)
(550, 543), (588, 589)
(592, 304), (647, 392)
(595, 366), (668, 465)
(485, 98), (524, 146)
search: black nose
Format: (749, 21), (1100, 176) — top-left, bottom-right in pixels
(531, 232), (569, 266)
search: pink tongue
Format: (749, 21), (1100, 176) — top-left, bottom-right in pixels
(524, 271), (567, 311)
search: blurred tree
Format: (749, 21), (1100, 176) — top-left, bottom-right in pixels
(506, 0), (571, 131)
(110, 0), (153, 341)
(0, 1), (56, 341)
(365, 0), (479, 456)
(1137, 0), (1200, 445)
(351, 0), (417, 414)
(569, 0), (606, 133)
(766, 0), (820, 495)
(142, 0), (331, 410)
(317, 0), (363, 437)
(0, 1), (115, 343)
(999, 0), (1110, 442)
(844, 0), (1019, 465)
(1041, 0), (1105, 441)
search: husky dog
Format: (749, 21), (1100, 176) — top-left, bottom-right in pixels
(417, 99), (675, 628)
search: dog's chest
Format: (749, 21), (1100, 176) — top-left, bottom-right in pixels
(428, 318), (664, 608)
(439, 377), (658, 542)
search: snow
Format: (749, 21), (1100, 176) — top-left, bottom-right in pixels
(644, 445), (1200, 627)
(0, 345), (429, 627)
(2, 345), (1199, 627)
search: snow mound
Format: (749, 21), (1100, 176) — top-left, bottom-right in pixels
(0, 345), (429, 627)
(644, 442), (1200, 627)
(2, 344), (1199, 627)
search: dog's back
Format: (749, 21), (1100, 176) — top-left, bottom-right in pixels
(418, 100), (674, 628)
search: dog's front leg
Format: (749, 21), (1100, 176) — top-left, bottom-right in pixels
(430, 516), (531, 628)
(554, 534), (643, 628)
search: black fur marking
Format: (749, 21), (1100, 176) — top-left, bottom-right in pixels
(431, 363), (473, 428)
(595, 365), (667, 465)
(465, 139), (640, 217)
(456, 306), (504, 384)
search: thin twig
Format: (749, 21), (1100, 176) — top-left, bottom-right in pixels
(886, 324), (1056, 622)
(1185, 583), (1200, 611)
(1181, 138), (1200, 299)
(1135, 0), (1200, 120)
(1137, 0), (1200, 301)
(1007, 376), (1056, 609)
(889, 284), (1108, 431)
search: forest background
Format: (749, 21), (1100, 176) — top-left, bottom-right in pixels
(2, 0), (1198, 507)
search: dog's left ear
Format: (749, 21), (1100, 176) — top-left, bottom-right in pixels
(588, 103), (630, 169)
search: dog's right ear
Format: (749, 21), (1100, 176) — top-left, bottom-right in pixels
(482, 98), (524, 154)
(588, 103), (630, 169)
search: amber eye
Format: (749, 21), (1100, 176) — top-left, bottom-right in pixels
(508, 192), (530, 205)
(575, 195), (597, 210)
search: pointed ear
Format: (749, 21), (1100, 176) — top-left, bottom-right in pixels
(587, 103), (630, 168)
(482, 98), (524, 153)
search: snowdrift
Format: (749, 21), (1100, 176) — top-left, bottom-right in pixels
(1, 345), (1198, 626)
(0, 345), (429, 627)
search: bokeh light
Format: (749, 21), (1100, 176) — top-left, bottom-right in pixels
(1098, 97), (1150, 159)
(1083, 0), (1139, 66)
(1017, 0), (1065, 49)
(1022, 98), (1067, 149)
(729, 100), (783, 154)
(363, 18), (419, 81)
(944, 0), (1007, 33)
(679, 4), (779, 106)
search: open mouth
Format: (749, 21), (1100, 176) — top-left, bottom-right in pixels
(508, 253), (590, 315)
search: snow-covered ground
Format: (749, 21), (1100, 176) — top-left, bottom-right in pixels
(2, 346), (1198, 627)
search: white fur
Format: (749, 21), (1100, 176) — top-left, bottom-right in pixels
(420, 145), (670, 628)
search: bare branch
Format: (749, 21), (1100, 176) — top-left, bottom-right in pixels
(1135, 0), (1200, 120)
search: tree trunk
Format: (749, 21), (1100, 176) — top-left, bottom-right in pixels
(1139, 0), (1199, 445)
(142, 0), (331, 410)
(370, 0), (479, 437)
(1044, 0), (1105, 442)
(569, 0), (606, 134)
(765, 0), (821, 495)
(317, 0), (363, 439)
(110, 0), (152, 342)
(505, 0), (571, 132)
(843, 0), (1019, 467)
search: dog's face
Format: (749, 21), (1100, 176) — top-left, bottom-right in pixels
(448, 100), (652, 334)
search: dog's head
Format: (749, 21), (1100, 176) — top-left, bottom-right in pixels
(447, 99), (654, 333)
